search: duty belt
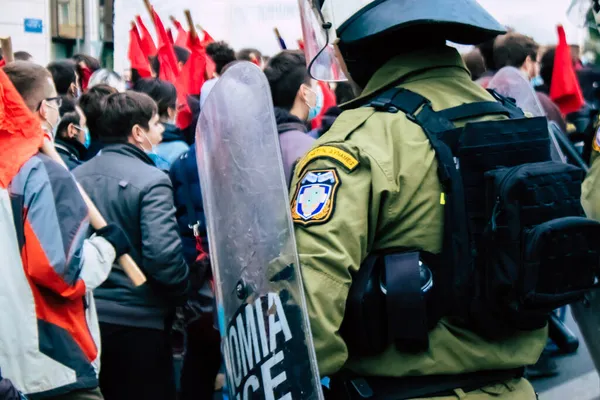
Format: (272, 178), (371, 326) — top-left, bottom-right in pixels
(326, 367), (525, 400)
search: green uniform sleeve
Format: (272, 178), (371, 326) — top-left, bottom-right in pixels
(583, 151), (600, 220)
(290, 144), (387, 376)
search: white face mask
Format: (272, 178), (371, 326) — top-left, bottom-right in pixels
(140, 131), (156, 154)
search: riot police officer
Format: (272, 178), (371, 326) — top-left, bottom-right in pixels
(291, 1), (547, 398)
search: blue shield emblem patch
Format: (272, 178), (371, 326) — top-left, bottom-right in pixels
(291, 169), (340, 225)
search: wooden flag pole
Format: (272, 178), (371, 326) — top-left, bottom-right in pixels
(142, 0), (153, 19)
(40, 139), (147, 287)
(0, 37), (14, 63)
(184, 10), (197, 40)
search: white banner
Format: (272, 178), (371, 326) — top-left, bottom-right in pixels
(113, 0), (302, 75)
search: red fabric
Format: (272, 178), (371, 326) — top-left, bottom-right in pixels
(297, 39), (305, 50)
(22, 219), (97, 362)
(0, 69), (44, 188)
(80, 66), (93, 92)
(153, 7), (180, 83)
(172, 18), (189, 49)
(202, 29), (215, 47)
(176, 33), (207, 129)
(550, 25), (585, 115)
(311, 81), (337, 130)
(129, 25), (152, 78)
(167, 28), (175, 45)
(0, 59), (6, 68)
(135, 15), (157, 57)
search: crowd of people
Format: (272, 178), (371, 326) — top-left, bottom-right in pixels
(2, 1), (600, 399)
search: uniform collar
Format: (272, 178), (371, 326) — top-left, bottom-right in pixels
(344, 45), (471, 109)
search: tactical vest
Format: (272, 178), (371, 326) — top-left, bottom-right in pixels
(341, 88), (600, 356)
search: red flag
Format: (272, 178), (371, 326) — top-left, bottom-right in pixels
(171, 18), (189, 49)
(167, 28), (175, 45)
(0, 69), (44, 188)
(297, 39), (305, 50)
(0, 59), (5, 68)
(135, 15), (157, 56)
(176, 32), (207, 129)
(129, 24), (152, 78)
(152, 7), (179, 83)
(201, 29), (214, 47)
(311, 81), (337, 130)
(550, 25), (584, 115)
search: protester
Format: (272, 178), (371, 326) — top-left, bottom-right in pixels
(494, 33), (567, 133)
(263, 50), (316, 185)
(201, 41), (236, 107)
(133, 78), (188, 166)
(151, 45), (190, 77)
(13, 51), (33, 62)
(463, 48), (487, 81)
(58, 94), (76, 115)
(46, 59), (79, 98)
(1, 61), (130, 400)
(72, 53), (101, 92)
(55, 108), (89, 170)
(73, 91), (190, 400)
(475, 35), (501, 87)
(87, 69), (127, 92)
(170, 145), (221, 400)
(237, 47), (264, 68)
(78, 84), (118, 159)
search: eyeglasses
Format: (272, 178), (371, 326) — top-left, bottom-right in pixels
(37, 96), (63, 110)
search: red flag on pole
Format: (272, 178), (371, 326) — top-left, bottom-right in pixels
(550, 25), (585, 115)
(135, 15), (157, 56)
(152, 7), (179, 83)
(171, 17), (189, 49)
(129, 23), (152, 78)
(167, 28), (175, 45)
(0, 69), (44, 188)
(175, 33), (207, 129)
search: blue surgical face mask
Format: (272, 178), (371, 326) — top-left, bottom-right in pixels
(306, 85), (324, 122)
(531, 75), (544, 88)
(83, 127), (91, 149)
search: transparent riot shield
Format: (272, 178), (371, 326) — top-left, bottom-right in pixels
(196, 61), (324, 400)
(488, 66), (567, 163)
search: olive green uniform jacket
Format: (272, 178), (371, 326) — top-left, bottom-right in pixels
(290, 46), (547, 379)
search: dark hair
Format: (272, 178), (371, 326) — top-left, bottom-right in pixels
(133, 78), (177, 118)
(56, 111), (82, 140)
(206, 41), (236, 75)
(3, 61), (54, 112)
(72, 54), (101, 71)
(540, 47), (556, 89)
(13, 51), (33, 61)
(59, 95), (77, 116)
(463, 48), (487, 81)
(263, 50), (310, 110)
(47, 60), (78, 95)
(72, 54), (101, 89)
(493, 33), (539, 69)
(78, 84), (119, 139)
(237, 48), (263, 62)
(335, 82), (357, 105)
(477, 37), (498, 71)
(150, 45), (191, 76)
(98, 91), (158, 143)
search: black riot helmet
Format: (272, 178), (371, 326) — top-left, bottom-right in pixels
(298, 0), (506, 82)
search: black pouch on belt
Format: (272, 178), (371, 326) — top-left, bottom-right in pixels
(340, 252), (435, 357)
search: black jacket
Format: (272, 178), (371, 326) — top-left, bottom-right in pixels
(73, 143), (190, 330)
(55, 138), (84, 170)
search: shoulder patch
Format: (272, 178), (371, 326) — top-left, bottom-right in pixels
(594, 125), (600, 152)
(296, 146), (359, 176)
(291, 169), (340, 226)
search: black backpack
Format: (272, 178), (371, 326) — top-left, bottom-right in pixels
(341, 87), (600, 356)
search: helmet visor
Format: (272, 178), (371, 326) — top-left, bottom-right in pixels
(297, 0), (348, 82)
